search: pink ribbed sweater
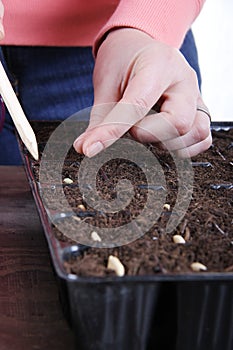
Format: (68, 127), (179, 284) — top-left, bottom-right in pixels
(1, 0), (205, 50)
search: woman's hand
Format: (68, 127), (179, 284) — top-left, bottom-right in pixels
(73, 28), (212, 158)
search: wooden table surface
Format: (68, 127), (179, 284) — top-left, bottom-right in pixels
(0, 166), (75, 350)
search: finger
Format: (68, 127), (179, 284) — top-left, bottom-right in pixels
(76, 70), (163, 157)
(73, 102), (143, 155)
(88, 103), (117, 129)
(159, 107), (211, 151)
(129, 88), (197, 144)
(73, 85), (119, 154)
(89, 47), (125, 128)
(82, 102), (148, 157)
(73, 51), (123, 154)
(175, 134), (212, 158)
(73, 103), (117, 154)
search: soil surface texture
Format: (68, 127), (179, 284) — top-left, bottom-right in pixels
(26, 122), (233, 276)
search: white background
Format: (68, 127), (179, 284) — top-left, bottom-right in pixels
(192, 0), (233, 121)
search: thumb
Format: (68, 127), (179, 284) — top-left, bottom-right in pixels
(73, 53), (121, 153)
(90, 47), (122, 128)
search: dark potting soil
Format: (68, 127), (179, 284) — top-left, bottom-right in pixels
(28, 123), (233, 276)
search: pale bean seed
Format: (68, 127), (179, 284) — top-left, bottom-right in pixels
(173, 235), (186, 244)
(63, 177), (73, 184)
(107, 255), (125, 276)
(190, 262), (207, 272)
(163, 203), (171, 211)
(91, 231), (102, 242)
(78, 204), (86, 211)
(184, 227), (190, 241)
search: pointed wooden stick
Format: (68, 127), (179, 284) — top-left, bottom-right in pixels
(0, 61), (38, 160)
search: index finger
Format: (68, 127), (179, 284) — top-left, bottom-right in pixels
(76, 71), (163, 157)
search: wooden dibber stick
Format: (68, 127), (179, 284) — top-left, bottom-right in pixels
(0, 61), (38, 160)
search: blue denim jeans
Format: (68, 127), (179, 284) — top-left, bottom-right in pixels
(0, 30), (201, 165)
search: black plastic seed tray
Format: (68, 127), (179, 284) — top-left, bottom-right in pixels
(18, 121), (233, 350)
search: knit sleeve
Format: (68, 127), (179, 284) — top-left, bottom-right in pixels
(93, 0), (206, 55)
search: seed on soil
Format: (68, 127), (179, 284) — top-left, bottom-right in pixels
(63, 177), (73, 184)
(190, 262), (207, 272)
(163, 203), (171, 211)
(72, 216), (81, 222)
(107, 255), (125, 277)
(91, 231), (102, 242)
(184, 227), (190, 241)
(78, 204), (86, 211)
(173, 235), (186, 244)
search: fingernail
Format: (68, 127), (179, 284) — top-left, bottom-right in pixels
(73, 138), (83, 152)
(85, 141), (104, 158)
